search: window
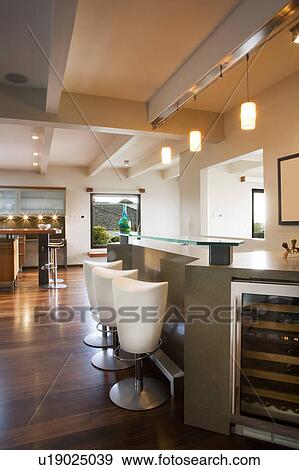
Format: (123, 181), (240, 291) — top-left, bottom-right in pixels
(90, 193), (141, 248)
(252, 189), (265, 239)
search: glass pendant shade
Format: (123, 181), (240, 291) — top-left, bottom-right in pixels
(161, 145), (171, 164)
(190, 130), (202, 152)
(241, 101), (256, 130)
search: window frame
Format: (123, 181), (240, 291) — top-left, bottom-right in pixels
(251, 188), (265, 239)
(90, 192), (141, 248)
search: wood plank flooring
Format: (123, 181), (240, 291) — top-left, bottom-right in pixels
(0, 267), (282, 450)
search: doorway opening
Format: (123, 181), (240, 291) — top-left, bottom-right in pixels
(200, 149), (264, 240)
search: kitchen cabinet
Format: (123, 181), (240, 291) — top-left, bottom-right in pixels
(0, 187), (65, 216)
(0, 238), (19, 290)
(18, 189), (65, 215)
(0, 189), (18, 215)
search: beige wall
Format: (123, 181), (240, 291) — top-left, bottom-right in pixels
(0, 166), (180, 263)
(180, 71), (299, 251)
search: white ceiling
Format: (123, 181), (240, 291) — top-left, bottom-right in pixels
(64, 0), (240, 101)
(50, 128), (122, 166)
(0, 0), (53, 89)
(0, 123), (41, 170)
(0, 2), (297, 177)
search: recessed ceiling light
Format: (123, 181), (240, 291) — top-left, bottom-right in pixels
(5, 73), (29, 84)
(32, 135), (39, 140)
(33, 152), (39, 156)
(33, 162), (39, 166)
(124, 160), (130, 167)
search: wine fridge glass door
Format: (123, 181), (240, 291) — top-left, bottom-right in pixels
(231, 282), (299, 429)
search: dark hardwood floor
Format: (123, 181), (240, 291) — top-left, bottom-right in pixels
(0, 267), (282, 450)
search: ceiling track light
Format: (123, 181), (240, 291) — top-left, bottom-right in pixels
(241, 54), (256, 131)
(161, 118), (171, 164)
(189, 94), (202, 153)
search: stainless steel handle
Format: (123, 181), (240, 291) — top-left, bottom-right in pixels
(231, 297), (237, 414)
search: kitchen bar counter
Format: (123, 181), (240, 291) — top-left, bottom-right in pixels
(108, 239), (299, 437)
(0, 228), (61, 286)
(0, 228), (61, 235)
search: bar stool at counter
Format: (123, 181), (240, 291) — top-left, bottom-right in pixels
(83, 259), (123, 348)
(110, 277), (169, 411)
(41, 240), (67, 289)
(91, 266), (139, 370)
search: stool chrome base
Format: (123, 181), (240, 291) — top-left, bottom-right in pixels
(91, 349), (133, 371)
(109, 377), (169, 411)
(83, 332), (113, 348)
(41, 283), (68, 289)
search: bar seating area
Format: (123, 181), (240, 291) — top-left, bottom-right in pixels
(0, 0), (299, 456)
(82, 260), (170, 410)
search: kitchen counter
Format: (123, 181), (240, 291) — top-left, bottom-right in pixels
(0, 228), (62, 286)
(0, 228), (61, 235)
(108, 240), (299, 437)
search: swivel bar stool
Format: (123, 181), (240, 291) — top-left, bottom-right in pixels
(91, 266), (138, 371)
(41, 240), (67, 289)
(83, 259), (123, 347)
(109, 277), (169, 411)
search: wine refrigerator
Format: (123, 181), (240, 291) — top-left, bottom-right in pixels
(231, 281), (299, 446)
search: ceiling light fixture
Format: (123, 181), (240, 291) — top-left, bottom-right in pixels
(33, 162), (39, 166)
(241, 54), (256, 130)
(32, 135), (39, 140)
(33, 152), (39, 156)
(290, 24), (299, 43)
(189, 95), (202, 152)
(123, 160), (130, 167)
(161, 119), (171, 164)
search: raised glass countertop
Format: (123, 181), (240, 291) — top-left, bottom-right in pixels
(120, 233), (244, 246)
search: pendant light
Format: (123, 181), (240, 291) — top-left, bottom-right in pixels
(189, 95), (202, 152)
(161, 118), (171, 164)
(241, 54), (256, 130)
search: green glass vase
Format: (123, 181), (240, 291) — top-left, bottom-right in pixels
(118, 203), (131, 234)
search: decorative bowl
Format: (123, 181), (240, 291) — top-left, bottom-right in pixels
(38, 224), (52, 230)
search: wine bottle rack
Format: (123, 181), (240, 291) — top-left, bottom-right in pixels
(239, 291), (299, 428)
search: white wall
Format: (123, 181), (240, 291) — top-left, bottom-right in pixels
(180, 71), (299, 251)
(0, 166), (180, 263)
(202, 165), (263, 239)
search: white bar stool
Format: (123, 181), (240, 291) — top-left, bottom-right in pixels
(83, 259), (123, 348)
(109, 277), (169, 411)
(91, 267), (138, 371)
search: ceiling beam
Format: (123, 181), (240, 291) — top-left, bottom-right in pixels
(148, 0), (294, 123)
(127, 140), (188, 178)
(87, 134), (133, 177)
(0, 84), (224, 142)
(46, 0), (78, 113)
(228, 160), (263, 173)
(160, 161), (180, 180)
(40, 127), (54, 175)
